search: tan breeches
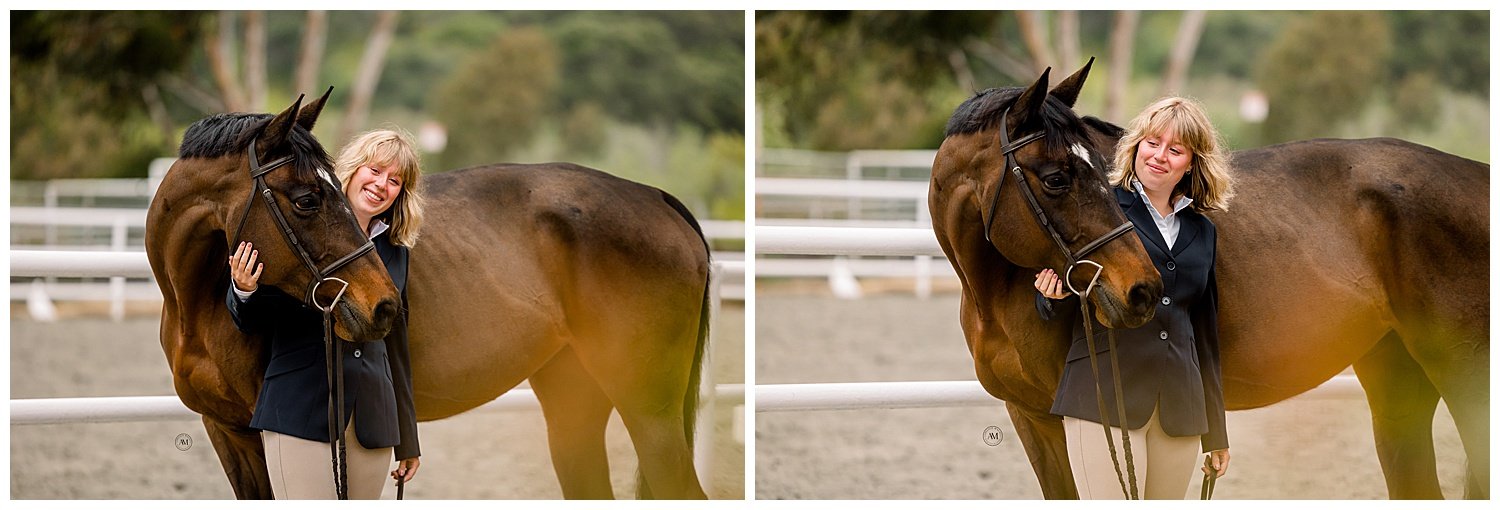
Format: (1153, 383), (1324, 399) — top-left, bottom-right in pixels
(261, 413), (394, 500)
(1064, 405), (1201, 500)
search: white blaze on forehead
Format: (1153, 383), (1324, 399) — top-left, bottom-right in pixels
(1070, 143), (1094, 169)
(317, 167), (338, 188)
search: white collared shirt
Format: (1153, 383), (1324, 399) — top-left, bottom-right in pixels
(1131, 180), (1194, 249)
(233, 219), (390, 300)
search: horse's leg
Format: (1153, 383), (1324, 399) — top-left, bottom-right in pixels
(568, 304), (707, 499)
(1396, 331), (1490, 499)
(201, 416), (273, 499)
(1353, 331), (1443, 499)
(1006, 403), (1079, 499)
(530, 346), (617, 499)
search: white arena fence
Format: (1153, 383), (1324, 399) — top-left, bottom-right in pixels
(10, 212), (747, 308)
(753, 225), (1367, 416)
(9, 248), (745, 485)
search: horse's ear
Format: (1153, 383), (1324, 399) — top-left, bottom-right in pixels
(1009, 67), (1051, 133)
(1051, 57), (1094, 108)
(297, 87), (333, 132)
(258, 94), (304, 155)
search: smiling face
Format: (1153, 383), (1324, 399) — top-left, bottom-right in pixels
(344, 162), (405, 225)
(1133, 129), (1194, 195)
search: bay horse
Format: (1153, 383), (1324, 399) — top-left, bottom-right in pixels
(930, 59), (1488, 499)
(147, 91), (712, 499)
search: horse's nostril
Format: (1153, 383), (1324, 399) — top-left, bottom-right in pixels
(373, 299), (397, 332)
(1129, 282), (1162, 311)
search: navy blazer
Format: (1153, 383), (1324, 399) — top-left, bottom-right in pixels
(1036, 187), (1227, 452)
(226, 233), (420, 460)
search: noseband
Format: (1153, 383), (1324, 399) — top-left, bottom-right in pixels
(228, 138), (375, 307)
(980, 107), (1147, 499)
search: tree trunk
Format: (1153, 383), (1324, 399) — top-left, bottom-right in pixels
(1015, 11), (1055, 73)
(1105, 11), (1139, 122)
(948, 49), (977, 93)
(1057, 11), (1079, 77)
(243, 11), (266, 112)
(1159, 11), (1207, 97)
(966, 40), (1036, 83)
(339, 11), (399, 143)
(160, 74), (226, 114)
(294, 10), (328, 96)
(206, 11), (245, 112)
(141, 83), (175, 143)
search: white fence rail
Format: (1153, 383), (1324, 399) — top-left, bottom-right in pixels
(755, 377), (1364, 412)
(12, 384), (746, 426)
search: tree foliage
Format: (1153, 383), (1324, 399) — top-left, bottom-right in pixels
(1257, 11), (1391, 144)
(1386, 11), (1488, 96)
(12, 11), (207, 118)
(756, 11), (1000, 150)
(429, 27), (559, 170)
(546, 11), (743, 134)
(11, 11), (205, 179)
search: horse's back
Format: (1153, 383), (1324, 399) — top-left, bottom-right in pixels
(423, 163), (707, 270)
(1210, 138), (1487, 407)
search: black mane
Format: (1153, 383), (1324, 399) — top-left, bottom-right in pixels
(178, 113), (331, 177)
(943, 87), (1093, 151)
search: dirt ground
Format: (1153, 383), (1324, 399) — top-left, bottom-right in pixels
(754, 289), (1470, 500)
(9, 302), (744, 500)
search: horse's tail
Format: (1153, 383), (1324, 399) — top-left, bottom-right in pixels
(638, 189), (713, 499)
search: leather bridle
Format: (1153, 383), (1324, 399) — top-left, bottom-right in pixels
(228, 138), (375, 308)
(228, 137), (377, 500)
(980, 107), (1146, 499)
(981, 107), (1136, 270)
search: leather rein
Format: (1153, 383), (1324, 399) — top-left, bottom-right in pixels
(229, 139), (396, 500)
(981, 108), (1154, 499)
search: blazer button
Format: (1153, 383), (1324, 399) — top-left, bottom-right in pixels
(1162, 297), (1172, 305)
(1166, 261), (1176, 271)
(353, 349), (362, 358)
(1159, 331), (1169, 340)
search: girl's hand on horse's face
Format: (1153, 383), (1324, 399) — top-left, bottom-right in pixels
(1034, 269), (1070, 299)
(229, 241), (263, 293)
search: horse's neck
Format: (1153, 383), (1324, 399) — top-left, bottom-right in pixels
(155, 166), (243, 312)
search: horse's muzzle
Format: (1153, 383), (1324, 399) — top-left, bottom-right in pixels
(337, 297), (398, 342)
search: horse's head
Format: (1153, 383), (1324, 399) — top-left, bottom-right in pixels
(180, 90), (400, 341)
(935, 59), (1161, 328)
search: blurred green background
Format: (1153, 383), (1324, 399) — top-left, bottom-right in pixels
(10, 11), (746, 220)
(756, 11), (1488, 163)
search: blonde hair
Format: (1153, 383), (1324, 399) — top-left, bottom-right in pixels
(334, 128), (426, 247)
(1110, 96), (1235, 212)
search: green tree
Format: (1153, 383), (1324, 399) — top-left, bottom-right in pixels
(1258, 11), (1391, 144)
(430, 28), (559, 170)
(11, 11), (205, 179)
(1386, 11), (1488, 96)
(546, 12), (744, 134)
(757, 11), (1000, 150)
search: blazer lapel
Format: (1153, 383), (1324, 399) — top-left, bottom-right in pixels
(1171, 211), (1203, 257)
(1116, 187), (1171, 256)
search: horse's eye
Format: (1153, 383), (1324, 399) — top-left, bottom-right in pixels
(294, 195), (319, 211)
(1043, 174), (1069, 190)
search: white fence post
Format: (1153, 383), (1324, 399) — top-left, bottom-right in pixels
(110, 216), (128, 321)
